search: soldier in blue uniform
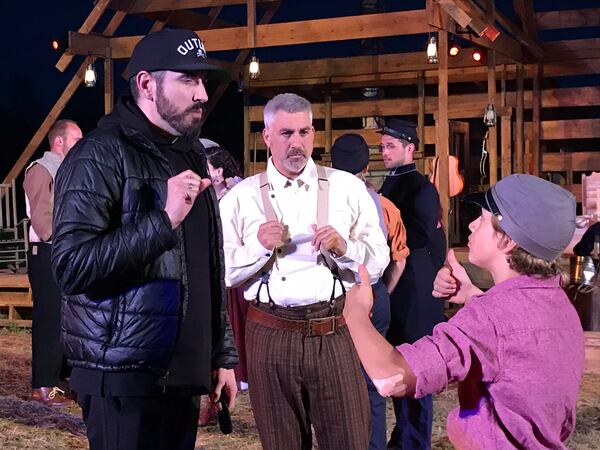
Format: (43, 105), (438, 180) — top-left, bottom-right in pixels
(378, 119), (447, 450)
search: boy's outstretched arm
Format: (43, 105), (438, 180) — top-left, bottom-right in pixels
(343, 265), (416, 397)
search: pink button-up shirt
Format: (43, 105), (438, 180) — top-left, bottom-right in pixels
(398, 275), (585, 449)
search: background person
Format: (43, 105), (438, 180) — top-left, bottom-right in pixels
(378, 118), (446, 449)
(25, 118), (82, 406)
(330, 132), (409, 450)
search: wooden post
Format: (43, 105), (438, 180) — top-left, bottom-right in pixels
(55, 0), (112, 72)
(515, 62), (524, 173)
(325, 88), (332, 153)
(532, 63), (542, 176)
(487, 47), (497, 185)
(243, 94), (251, 177)
(500, 64), (507, 108)
(417, 71), (425, 173)
(486, 0), (497, 185)
(104, 58), (114, 115)
(247, 0), (256, 49)
(201, 3), (280, 126)
(436, 29), (450, 232)
(501, 107), (513, 178)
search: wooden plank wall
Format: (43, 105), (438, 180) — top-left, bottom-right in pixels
(245, 87), (600, 189)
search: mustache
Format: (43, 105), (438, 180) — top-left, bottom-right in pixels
(186, 103), (206, 113)
(286, 148), (307, 158)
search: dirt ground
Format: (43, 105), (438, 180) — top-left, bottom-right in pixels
(1, 328), (598, 450)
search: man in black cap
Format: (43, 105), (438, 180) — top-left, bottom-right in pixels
(331, 133), (409, 450)
(378, 118), (446, 450)
(51, 28), (237, 450)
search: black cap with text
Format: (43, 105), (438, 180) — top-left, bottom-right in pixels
(124, 28), (229, 81)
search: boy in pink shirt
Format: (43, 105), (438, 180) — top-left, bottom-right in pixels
(344, 174), (585, 449)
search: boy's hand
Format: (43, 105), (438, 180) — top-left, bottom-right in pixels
(344, 265), (373, 321)
(372, 372), (407, 397)
(432, 249), (480, 304)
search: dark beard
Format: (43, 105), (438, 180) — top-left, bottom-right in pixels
(155, 84), (205, 137)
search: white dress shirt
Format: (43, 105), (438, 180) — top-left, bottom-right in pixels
(219, 158), (389, 307)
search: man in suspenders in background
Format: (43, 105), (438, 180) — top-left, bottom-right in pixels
(219, 93), (389, 450)
(24, 119), (82, 405)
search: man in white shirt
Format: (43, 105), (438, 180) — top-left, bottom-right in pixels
(220, 93), (389, 450)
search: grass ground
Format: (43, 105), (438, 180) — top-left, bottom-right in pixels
(1, 329), (598, 449)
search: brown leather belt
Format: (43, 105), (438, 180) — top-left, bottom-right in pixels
(248, 305), (346, 337)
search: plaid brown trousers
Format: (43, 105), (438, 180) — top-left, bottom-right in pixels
(246, 298), (370, 450)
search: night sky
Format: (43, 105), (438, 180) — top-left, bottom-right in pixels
(0, 0), (597, 188)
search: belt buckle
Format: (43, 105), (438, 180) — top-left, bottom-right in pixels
(307, 316), (336, 337)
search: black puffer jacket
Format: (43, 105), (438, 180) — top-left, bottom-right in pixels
(52, 98), (237, 374)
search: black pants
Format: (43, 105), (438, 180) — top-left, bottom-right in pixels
(28, 242), (70, 387)
(78, 392), (200, 450)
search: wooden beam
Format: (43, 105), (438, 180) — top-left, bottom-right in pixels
(488, 2), (543, 60)
(514, 63), (524, 173)
(531, 64), (542, 176)
(141, 10), (235, 30)
(55, 0), (112, 72)
(3, 11), (127, 184)
(247, 57), (599, 90)
(417, 72), (426, 173)
(200, 2), (280, 125)
(109, 0), (278, 13)
(513, 0), (538, 41)
(485, 0), (497, 185)
(542, 152), (600, 172)
(487, 52), (498, 184)
(437, 28), (450, 231)
(104, 58), (114, 114)
(562, 184), (582, 203)
(324, 91), (332, 153)
(536, 8), (600, 30)
(461, 28), (523, 62)
(243, 98), (250, 177)
(250, 127), (439, 149)
(73, 10), (430, 57)
(532, 119), (600, 141)
(543, 38), (600, 61)
(249, 49), (510, 84)
(248, 86), (600, 123)
(247, 0), (256, 48)
(435, 0), (525, 61)
(4, 64), (92, 184)
(500, 107), (512, 178)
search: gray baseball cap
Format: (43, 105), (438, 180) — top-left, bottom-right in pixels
(463, 174), (576, 261)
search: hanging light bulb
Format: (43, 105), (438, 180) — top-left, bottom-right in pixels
(84, 60), (97, 87)
(249, 54), (260, 80)
(426, 35), (438, 64)
(449, 43), (461, 57)
(471, 49), (483, 62)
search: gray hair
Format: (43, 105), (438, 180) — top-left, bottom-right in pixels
(263, 93), (313, 128)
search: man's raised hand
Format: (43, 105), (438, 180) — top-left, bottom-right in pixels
(164, 170), (211, 229)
